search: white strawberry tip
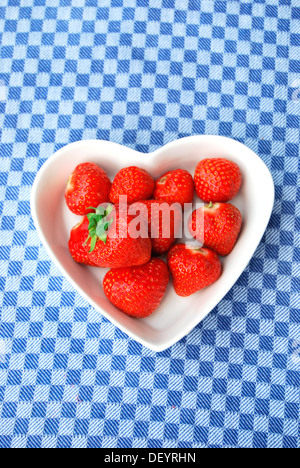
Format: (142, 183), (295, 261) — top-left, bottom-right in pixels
(66, 174), (75, 194)
(186, 246), (206, 255)
(157, 175), (168, 185)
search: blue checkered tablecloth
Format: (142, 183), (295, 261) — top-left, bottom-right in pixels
(0, 0), (299, 449)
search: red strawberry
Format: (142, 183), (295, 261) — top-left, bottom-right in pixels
(130, 200), (182, 256)
(68, 217), (99, 267)
(194, 158), (242, 203)
(167, 244), (222, 297)
(68, 204), (151, 268)
(103, 258), (169, 318)
(189, 202), (242, 256)
(110, 166), (154, 205)
(154, 169), (194, 208)
(65, 162), (111, 215)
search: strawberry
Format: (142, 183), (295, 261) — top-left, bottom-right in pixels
(68, 204), (151, 268)
(68, 217), (99, 267)
(103, 258), (169, 318)
(167, 244), (222, 297)
(194, 158), (242, 203)
(189, 202), (242, 256)
(154, 169), (194, 208)
(65, 162), (111, 215)
(110, 166), (154, 205)
(130, 200), (182, 256)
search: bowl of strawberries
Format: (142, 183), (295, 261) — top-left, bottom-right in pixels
(31, 136), (274, 351)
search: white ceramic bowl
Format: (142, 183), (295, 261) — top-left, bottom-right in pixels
(31, 136), (274, 351)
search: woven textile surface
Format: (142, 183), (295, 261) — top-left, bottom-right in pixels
(0, 0), (299, 448)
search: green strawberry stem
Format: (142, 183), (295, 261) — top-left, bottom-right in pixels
(84, 204), (114, 252)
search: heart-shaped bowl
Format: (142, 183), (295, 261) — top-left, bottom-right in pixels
(31, 136), (274, 352)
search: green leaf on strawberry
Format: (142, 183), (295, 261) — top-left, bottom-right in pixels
(84, 204), (114, 252)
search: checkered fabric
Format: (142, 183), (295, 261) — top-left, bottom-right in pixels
(0, 0), (299, 449)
